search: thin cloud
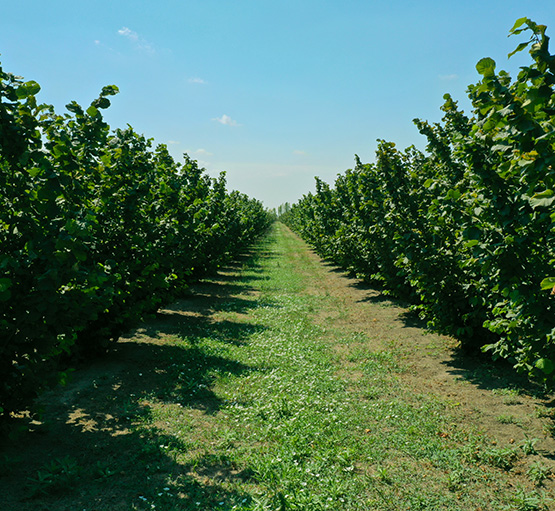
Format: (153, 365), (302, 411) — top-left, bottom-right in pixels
(93, 39), (119, 54)
(213, 114), (240, 126)
(195, 148), (213, 156)
(118, 27), (138, 41)
(118, 27), (155, 54)
(293, 150), (307, 156)
(188, 77), (206, 84)
(439, 74), (458, 81)
(167, 140), (180, 145)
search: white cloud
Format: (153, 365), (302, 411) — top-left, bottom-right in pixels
(167, 140), (180, 145)
(293, 150), (307, 156)
(188, 77), (206, 84)
(213, 114), (240, 126)
(195, 148), (213, 156)
(439, 74), (458, 81)
(118, 27), (155, 54)
(118, 27), (138, 41)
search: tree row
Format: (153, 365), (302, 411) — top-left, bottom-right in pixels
(282, 19), (554, 383)
(0, 64), (272, 418)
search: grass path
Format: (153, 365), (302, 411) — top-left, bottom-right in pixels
(2, 223), (555, 510)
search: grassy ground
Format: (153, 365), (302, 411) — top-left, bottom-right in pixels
(1, 223), (555, 510)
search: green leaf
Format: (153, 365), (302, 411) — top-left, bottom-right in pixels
(445, 189), (461, 200)
(464, 240), (479, 248)
(86, 105), (99, 118)
(15, 85), (29, 100)
(26, 167), (42, 177)
(52, 144), (64, 158)
(15, 80), (41, 99)
(476, 57), (496, 77)
(535, 358), (554, 375)
(95, 97), (111, 109)
(540, 277), (555, 290)
(66, 101), (84, 116)
(100, 85), (119, 97)
(509, 17), (528, 33)
(25, 80), (41, 95)
(491, 143), (511, 153)
(529, 189), (554, 208)
(508, 42), (530, 59)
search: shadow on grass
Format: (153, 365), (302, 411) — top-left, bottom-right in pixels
(316, 257), (555, 405)
(0, 247), (274, 510)
(146, 315), (266, 347)
(441, 349), (555, 446)
(0, 356), (257, 510)
(319, 259), (415, 306)
(441, 349), (552, 399)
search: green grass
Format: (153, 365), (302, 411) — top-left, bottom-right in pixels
(112, 224), (552, 510)
(7, 223), (553, 510)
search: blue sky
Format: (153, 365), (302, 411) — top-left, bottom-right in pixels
(2, 0), (555, 208)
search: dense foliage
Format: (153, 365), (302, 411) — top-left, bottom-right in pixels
(0, 64), (272, 418)
(282, 18), (555, 383)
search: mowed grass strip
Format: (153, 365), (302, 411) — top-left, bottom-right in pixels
(118, 224), (552, 510)
(5, 223), (553, 510)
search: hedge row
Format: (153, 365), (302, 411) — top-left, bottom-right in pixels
(0, 63), (272, 417)
(282, 19), (555, 383)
